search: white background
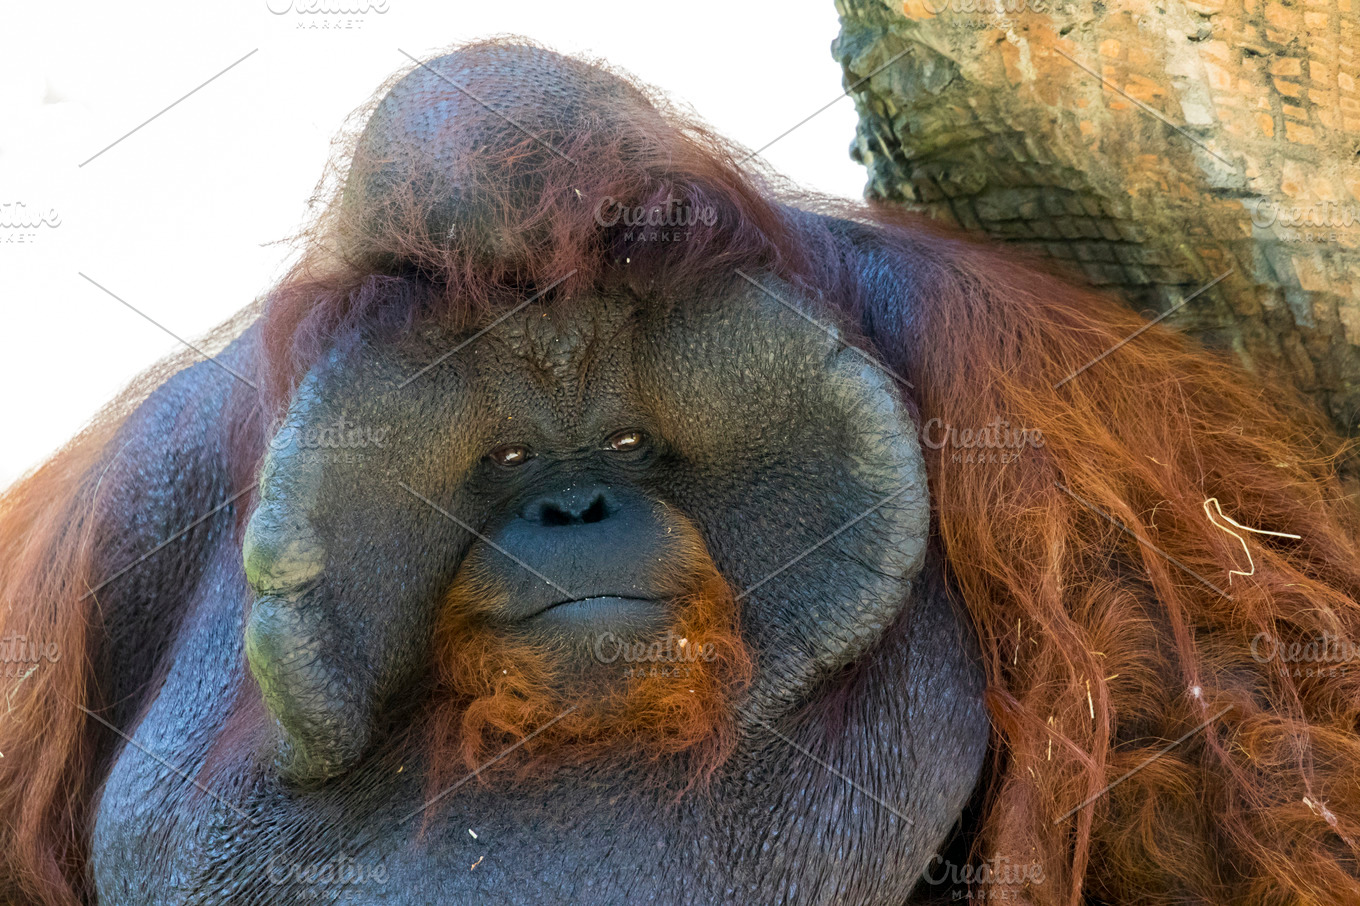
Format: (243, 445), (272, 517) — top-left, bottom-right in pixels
(0, 0), (866, 487)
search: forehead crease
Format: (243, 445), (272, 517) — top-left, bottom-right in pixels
(473, 304), (635, 425)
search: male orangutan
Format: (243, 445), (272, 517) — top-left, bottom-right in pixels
(2, 40), (1359, 906)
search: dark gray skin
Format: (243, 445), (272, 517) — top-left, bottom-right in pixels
(83, 40), (989, 906)
(88, 278), (989, 905)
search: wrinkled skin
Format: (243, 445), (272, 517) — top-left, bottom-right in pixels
(88, 279), (988, 905)
(73, 39), (991, 906)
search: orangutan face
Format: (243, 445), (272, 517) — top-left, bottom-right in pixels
(240, 280), (933, 788)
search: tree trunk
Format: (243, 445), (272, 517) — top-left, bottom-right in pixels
(833, 0), (1360, 437)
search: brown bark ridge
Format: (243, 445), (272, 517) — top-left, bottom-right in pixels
(832, 0), (1360, 436)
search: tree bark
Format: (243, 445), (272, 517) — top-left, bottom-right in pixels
(833, 0), (1360, 437)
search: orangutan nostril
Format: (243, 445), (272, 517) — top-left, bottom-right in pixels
(523, 487), (614, 526)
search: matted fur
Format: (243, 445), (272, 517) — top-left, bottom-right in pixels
(2, 37), (1358, 906)
(428, 517), (751, 796)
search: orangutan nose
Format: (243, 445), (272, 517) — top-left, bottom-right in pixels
(520, 485), (615, 526)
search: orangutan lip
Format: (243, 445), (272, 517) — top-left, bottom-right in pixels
(527, 595), (660, 622)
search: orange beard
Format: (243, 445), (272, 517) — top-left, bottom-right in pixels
(424, 523), (753, 798)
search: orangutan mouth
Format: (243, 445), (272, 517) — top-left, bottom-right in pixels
(528, 595), (665, 628)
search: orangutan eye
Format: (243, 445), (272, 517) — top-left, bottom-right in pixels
(606, 429), (645, 452)
(489, 444), (532, 467)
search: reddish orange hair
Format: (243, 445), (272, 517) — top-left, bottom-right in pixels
(427, 517), (751, 797)
(879, 221), (1360, 904)
(3, 38), (1358, 906)
(0, 428), (110, 905)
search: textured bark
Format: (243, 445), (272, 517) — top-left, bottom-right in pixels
(833, 0), (1360, 436)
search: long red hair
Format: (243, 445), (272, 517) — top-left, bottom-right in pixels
(2, 38), (1358, 905)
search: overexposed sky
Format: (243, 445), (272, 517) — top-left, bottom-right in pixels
(0, 0), (866, 488)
